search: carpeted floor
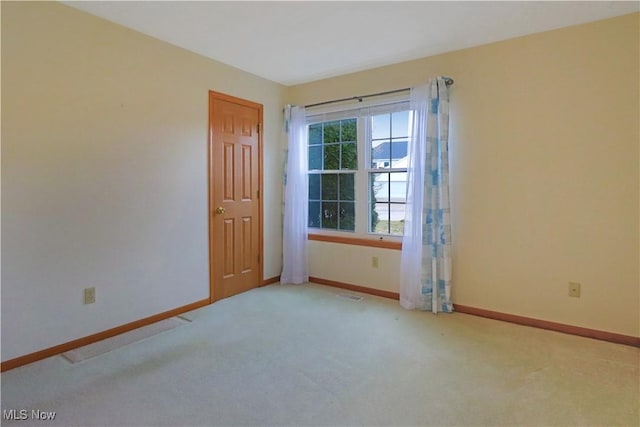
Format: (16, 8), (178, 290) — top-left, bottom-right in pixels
(1, 283), (638, 426)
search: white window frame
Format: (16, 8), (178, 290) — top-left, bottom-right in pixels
(306, 94), (410, 243)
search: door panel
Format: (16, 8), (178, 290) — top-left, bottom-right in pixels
(241, 217), (252, 273)
(223, 218), (235, 278)
(209, 92), (262, 301)
(242, 145), (253, 200)
(223, 143), (235, 201)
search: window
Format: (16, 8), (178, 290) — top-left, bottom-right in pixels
(369, 111), (409, 236)
(308, 119), (357, 231)
(307, 101), (409, 238)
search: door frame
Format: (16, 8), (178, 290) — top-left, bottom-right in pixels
(208, 90), (264, 303)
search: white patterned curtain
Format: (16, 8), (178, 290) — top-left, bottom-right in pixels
(400, 77), (452, 312)
(281, 105), (309, 284)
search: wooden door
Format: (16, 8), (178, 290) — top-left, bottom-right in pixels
(209, 91), (262, 302)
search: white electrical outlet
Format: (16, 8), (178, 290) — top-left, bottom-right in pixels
(372, 256), (379, 269)
(84, 287), (96, 304)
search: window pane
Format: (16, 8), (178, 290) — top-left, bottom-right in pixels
(309, 145), (322, 170)
(309, 123), (322, 145)
(341, 118), (357, 142)
(308, 201), (321, 228)
(321, 174), (338, 200)
(372, 202), (390, 233)
(339, 174), (354, 201)
(339, 202), (355, 231)
(341, 142), (357, 169)
(388, 203), (406, 236)
(324, 144), (339, 170)
(321, 201), (338, 229)
(389, 172), (407, 202)
(309, 174), (320, 200)
(373, 204), (405, 235)
(390, 140), (408, 167)
(323, 121), (340, 144)
(370, 172), (389, 203)
(392, 111), (410, 139)
(372, 113), (390, 140)
(371, 139), (391, 169)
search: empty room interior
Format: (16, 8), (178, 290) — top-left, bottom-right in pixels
(1, 1), (639, 426)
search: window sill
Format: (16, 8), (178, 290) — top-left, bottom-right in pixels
(308, 233), (402, 250)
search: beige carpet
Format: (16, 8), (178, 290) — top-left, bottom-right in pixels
(61, 316), (190, 363)
(1, 283), (638, 426)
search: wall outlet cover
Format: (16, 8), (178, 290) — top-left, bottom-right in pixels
(84, 287), (96, 304)
(372, 256), (379, 268)
(568, 282), (581, 298)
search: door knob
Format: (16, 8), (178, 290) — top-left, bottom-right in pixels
(215, 207), (226, 214)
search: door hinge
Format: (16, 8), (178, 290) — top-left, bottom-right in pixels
(257, 254), (261, 263)
(257, 190), (260, 198)
(257, 123), (260, 133)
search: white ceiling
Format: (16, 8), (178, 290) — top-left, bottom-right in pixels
(63, 1), (639, 86)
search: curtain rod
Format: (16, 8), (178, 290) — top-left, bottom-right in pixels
(305, 77), (454, 109)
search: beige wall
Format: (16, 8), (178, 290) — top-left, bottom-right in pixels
(289, 13), (640, 337)
(1, 2), (285, 361)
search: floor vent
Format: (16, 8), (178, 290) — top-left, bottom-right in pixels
(337, 293), (364, 301)
(61, 316), (190, 364)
